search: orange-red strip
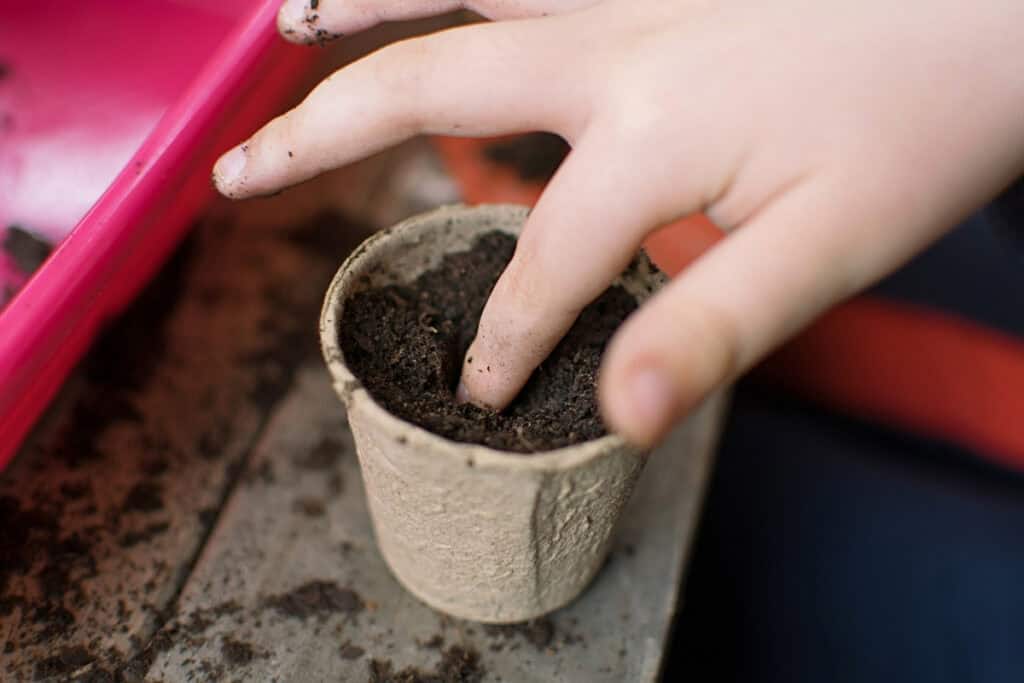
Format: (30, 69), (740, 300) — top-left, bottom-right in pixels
(431, 136), (723, 274)
(758, 298), (1024, 470)
(433, 135), (1024, 469)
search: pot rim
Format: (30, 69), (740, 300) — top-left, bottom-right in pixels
(319, 203), (646, 472)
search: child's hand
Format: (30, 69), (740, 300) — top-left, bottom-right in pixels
(214, 0), (1024, 448)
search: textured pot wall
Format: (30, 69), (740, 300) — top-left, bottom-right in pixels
(321, 204), (665, 622)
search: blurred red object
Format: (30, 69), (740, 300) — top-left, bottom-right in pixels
(431, 135), (722, 278)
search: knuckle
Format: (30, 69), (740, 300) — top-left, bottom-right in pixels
(259, 111), (298, 160)
(368, 39), (435, 125)
(372, 40), (422, 89)
(493, 255), (544, 319)
(504, 232), (574, 319)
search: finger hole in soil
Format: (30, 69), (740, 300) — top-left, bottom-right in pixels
(339, 231), (638, 453)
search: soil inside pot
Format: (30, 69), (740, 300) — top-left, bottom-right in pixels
(339, 230), (638, 453)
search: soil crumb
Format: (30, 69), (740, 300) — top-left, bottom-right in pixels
(121, 482), (164, 513)
(340, 641), (366, 660)
(296, 436), (344, 470)
(292, 497), (326, 517)
(265, 580), (363, 620)
(221, 637), (263, 666)
(483, 133), (570, 181)
(483, 618), (555, 650)
(118, 521), (170, 548)
(34, 646), (93, 680)
(368, 645), (484, 683)
(339, 231), (638, 452)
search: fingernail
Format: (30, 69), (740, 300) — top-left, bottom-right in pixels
(456, 380), (498, 411)
(279, 0), (307, 29)
(624, 367), (677, 441)
(213, 145), (247, 192)
(455, 381), (471, 404)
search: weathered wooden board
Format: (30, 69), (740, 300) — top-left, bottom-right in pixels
(0, 133), (458, 681)
(143, 367), (725, 682)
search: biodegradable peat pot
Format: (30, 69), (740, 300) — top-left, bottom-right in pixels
(319, 204), (666, 623)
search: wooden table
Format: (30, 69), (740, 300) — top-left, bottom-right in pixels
(0, 126), (726, 682)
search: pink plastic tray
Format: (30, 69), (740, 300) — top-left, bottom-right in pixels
(0, 0), (317, 468)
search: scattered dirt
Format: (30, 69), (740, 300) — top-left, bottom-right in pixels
(292, 497), (326, 517)
(72, 667), (118, 683)
(117, 522), (170, 549)
(121, 482), (165, 514)
(3, 225), (53, 274)
(340, 231), (638, 452)
(296, 436), (344, 470)
(1, 213), (370, 681)
(483, 618), (555, 651)
(33, 646), (94, 681)
(482, 133), (570, 182)
(0, 494), (100, 654)
(246, 460), (276, 485)
(111, 600), (243, 680)
(221, 637), (264, 666)
(418, 634), (445, 650)
(264, 580), (364, 621)
(0, 495), (55, 594)
(340, 641), (366, 660)
(0, 245), (199, 658)
(59, 480), (92, 501)
(368, 645), (485, 683)
(298, 3), (342, 44)
(197, 507), (219, 527)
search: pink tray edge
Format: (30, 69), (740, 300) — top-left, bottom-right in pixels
(0, 2), (316, 468)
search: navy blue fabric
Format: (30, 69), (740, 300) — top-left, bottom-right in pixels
(667, 388), (1024, 683)
(870, 178), (1024, 339)
(665, 182), (1024, 682)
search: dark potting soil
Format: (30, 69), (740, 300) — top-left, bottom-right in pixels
(339, 231), (638, 453)
(482, 133), (570, 182)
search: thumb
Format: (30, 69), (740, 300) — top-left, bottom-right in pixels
(599, 178), (931, 448)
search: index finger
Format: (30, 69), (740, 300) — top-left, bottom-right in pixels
(276, 0), (601, 44)
(213, 19), (586, 198)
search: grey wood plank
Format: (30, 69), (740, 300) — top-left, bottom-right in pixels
(146, 367), (726, 682)
(0, 216), (366, 680)
(0, 132), (457, 682)
(0, 182), (385, 682)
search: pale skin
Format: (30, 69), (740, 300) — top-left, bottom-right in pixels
(214, 0), (1024, 448)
